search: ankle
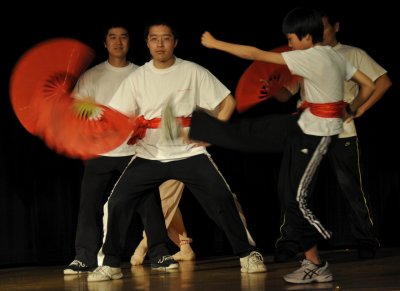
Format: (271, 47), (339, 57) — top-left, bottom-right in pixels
(180, 238), (192, 246)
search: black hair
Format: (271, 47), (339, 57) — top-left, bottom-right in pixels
(143, 18), (179, 41)
(282, 7), (323, 44)
(102, 21), (130, 43)
(319, 9), (340, 27)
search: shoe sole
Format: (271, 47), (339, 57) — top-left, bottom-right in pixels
(64, 269), (90, 275)
(240, 267), (267, 273)
(151, 263), (179, 271)
(87, 272), (123, 282)
(283, 274), (333, 284)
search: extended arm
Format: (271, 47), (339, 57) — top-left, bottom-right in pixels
(201, 31), (286, 65)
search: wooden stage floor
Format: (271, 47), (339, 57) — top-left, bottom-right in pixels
(1, 247), (400, 290)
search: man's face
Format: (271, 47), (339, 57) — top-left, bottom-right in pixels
(105, 27), (129, 58)
(322, 16), (339, 46)
(146, 24), (177, 65)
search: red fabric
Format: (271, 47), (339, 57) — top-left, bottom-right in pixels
(235, 45), (300, 113)
(298, 100), (346, 118)
(128, 116), (192, 144)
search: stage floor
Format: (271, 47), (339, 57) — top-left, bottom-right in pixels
(1, 247), (400, 290)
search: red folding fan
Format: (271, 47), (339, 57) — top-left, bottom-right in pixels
(235, 45), (300, 113)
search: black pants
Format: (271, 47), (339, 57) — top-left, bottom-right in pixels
(75, 156), (132, 266)
(276, 136), (379, 252)
(189, 110), (297, 154)
(328, 137), (378, 248)
(99, 154), (256, 267)
(75, 155), (165, 267)
(190, 111), (333, 252)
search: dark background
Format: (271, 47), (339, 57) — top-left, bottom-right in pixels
(1, 2), (399, 267)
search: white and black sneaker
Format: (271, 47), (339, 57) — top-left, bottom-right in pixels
(283, 259), (333, 284)
(151, 255), (179, 271)
(63, 260), (94, 275)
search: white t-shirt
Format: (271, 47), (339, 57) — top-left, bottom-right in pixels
(73, 61), (138, 156)
(282, 45), (356, 136)
(108, 57), (230, 162)
(333, 43), (387, 138)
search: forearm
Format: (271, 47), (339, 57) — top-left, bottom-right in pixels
(348, 70), (375, 114)
(213, 40), (261, 60)
(202, 31), (285, 64)
(349, 86), (374, 117)
(357, 74), (392, 113)
(216, 95), (236, 121)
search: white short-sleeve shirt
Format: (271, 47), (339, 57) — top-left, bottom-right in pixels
(108, 57), (230, 162)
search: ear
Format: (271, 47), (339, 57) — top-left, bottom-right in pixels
(334, 22), (340, 33)
(174, 39), (178, 48)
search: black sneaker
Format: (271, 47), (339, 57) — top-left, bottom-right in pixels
(151, 255), (179, 271)
(64, 260), (95, 275)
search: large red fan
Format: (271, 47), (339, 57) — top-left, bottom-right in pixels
(9, 38), (133, 159)
(10, 38), (95, 134)
(235, 45), (300, 113)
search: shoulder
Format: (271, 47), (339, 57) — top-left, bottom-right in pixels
(129, 62), (140, 71)
(176, 58), (206, 71)
(80, 61), (106, 77)
(335, 43), (370, 58)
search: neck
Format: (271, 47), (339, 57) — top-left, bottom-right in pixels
(153, 56), (176, 69)
(108, 56), (129, 68)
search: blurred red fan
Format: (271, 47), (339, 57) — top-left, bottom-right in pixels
(9, 38), (133, 159)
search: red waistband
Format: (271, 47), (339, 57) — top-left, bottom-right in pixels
(128, 115), (192, 145)
(298, 100), (346, 118)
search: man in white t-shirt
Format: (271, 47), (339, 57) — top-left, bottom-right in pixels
(64, 23), (191, 275)
(87, 19), (266, 282)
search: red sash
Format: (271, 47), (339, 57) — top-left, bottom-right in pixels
(298, 100), (346, 118)
(128, 115), (192, 144)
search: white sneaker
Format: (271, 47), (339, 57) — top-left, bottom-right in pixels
(87, 266), (123, 282)
(240, 251), (267, 273)
(283, 259), (333, 284)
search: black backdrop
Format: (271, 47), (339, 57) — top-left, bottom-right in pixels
(1, 2), (399, 267)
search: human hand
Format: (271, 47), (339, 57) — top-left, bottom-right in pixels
(343, 104), (358, 123)
(201, 31), (217, 49)
(353, 106), (366, 118)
